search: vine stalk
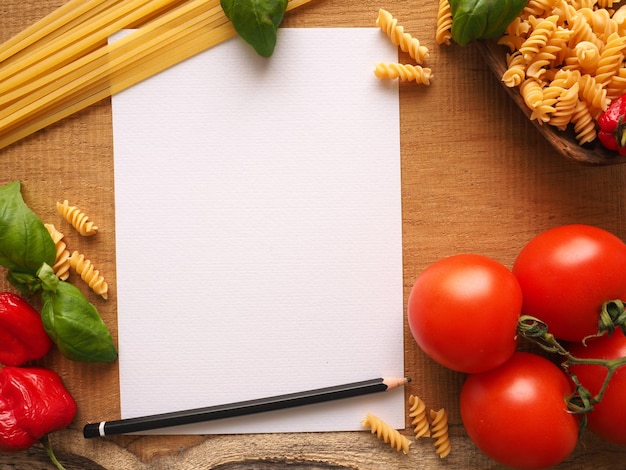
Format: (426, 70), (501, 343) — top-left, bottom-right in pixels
(517, 312), (626, 432)
(41, 434), (66, 470)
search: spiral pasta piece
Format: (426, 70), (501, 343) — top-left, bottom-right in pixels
(503, 52), (526, 87)
(523, 0), (561, 17)
(594, 31), (626, 85)
(429, 408), (451, 459)
(361, 413), (411, 454)
(436, 0), (453, 45)
(56, 200), (98, 236)
(573, 40), (601, 73)
(520, 78), (545, 109)
(578, 72), (608, 112)
(606, 66), (626, 99)
(572, 98), (598, 144)
(549, 81), (581, 130)
(44, 224), (71, 281)
(374, 63), (432, 84)
(376, 9), (429, 63)
(69, 251), (108, 299)
(519, 15), (560, 61)
(408, 395), (430, 439)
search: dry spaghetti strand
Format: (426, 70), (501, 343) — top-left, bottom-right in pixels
(0, 0), (314, 149)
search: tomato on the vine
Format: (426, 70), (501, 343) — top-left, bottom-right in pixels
(568, 330), (626, 446)
(407, 254), (521, 373)
(512, 224), (626, 342)
(461, 352), (580, 470)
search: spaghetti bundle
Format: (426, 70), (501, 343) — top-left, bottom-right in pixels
(0, 0), (312, 149)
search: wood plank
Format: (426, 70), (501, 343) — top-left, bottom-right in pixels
(0, 0), (625, 468)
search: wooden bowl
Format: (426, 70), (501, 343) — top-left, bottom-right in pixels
(477, 39), (626, 166)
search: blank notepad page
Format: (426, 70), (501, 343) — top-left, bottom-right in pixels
(112, 28), (404, 434)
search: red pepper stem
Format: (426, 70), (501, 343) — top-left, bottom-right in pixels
(41, 434), (67, 470)
(616, 115), (626, 148)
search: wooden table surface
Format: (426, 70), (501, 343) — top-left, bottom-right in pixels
(1, 0), (626, 468)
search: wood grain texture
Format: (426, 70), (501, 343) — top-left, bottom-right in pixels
(0, 0), (626, 468)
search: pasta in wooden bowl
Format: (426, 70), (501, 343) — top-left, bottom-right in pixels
(478, 39), (626, 165)
(475, 1), (626, 166)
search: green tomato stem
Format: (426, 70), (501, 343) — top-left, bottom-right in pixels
(595, 299), (626, 338)
(517, 315), (626, 416)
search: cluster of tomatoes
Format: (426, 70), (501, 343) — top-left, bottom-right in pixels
(407, 224), (626, 469)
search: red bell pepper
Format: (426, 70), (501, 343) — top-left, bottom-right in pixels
(0, 292), (52, 366)
(0, 366), (76, 452)
(598, 94), (626, 155)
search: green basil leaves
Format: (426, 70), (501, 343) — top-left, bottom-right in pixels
(0, 181), (55, 274)
(221, 0), (288, 57)
(0, 181), (117, 363)
(450, 0), (527, 46)
(38, 264), (117, 363)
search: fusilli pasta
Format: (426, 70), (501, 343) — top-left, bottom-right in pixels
(408, 395), (430, 439)
(44, 224), (71, 281)
(69, 251), (108, 299)
(436, 0), (453, 45)
(56, 200), (98, 236)
(376, 9), (429, 63)
(503, 52), (526, 87)
(429, 408), (451, 459)
(361, 413), (412, 454)
(374, 63), (432, 84)
(497, 1), (626, 146)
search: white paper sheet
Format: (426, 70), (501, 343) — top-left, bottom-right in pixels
(112, 28), (403, 434)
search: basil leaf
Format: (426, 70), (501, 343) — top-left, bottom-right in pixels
(38, 264), (118, 363)
(450, 0), (527, 46)
(7, 271), (43, 295)
(0, 181), (55, 273)
(221, 0), (288, 57)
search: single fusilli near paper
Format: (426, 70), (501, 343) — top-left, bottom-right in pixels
(374, 63), (432, 84)
(376, 8), (429, 63)
(56, 200), (98, 236)
(435, 0), (453, 45)
(361, 413), (411, 454)
(44, 224), (71, 281)
(69, 251), (108, 299)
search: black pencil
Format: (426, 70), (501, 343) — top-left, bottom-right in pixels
(83, 376), (410, 438)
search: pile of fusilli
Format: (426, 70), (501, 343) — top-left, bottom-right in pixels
(438, 0), (626, 146)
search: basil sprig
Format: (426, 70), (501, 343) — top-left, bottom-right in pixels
(0, 181), (55, 273)
(449, 0), (527, 46)
(221, 0), (288, 57)
(38, 264), (118, 363)
(0, 181), (117, 363)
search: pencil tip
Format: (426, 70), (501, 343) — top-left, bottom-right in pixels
(383, 376), (411, 390)
(405, 377), (412, 383)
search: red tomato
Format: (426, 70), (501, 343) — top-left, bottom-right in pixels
(512, 225), (626, 342)
(568, 330), (626, 445)
(461, 352), (579, 469)
(407, 254), (521, 373)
